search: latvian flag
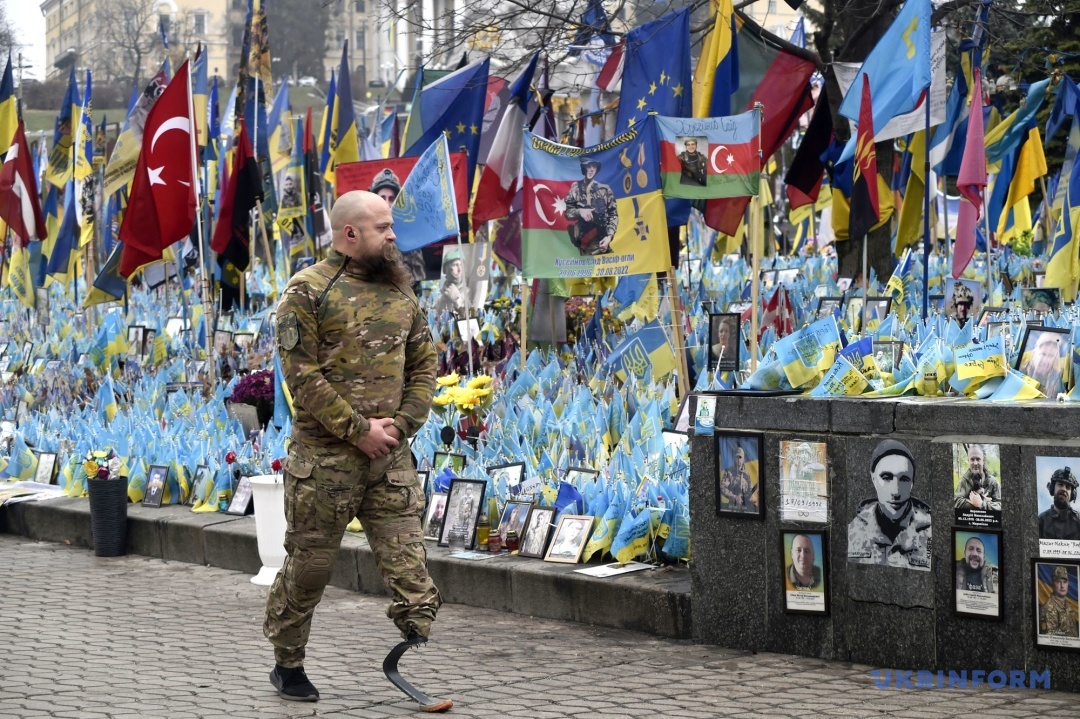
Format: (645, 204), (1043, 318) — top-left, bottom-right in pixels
(655, 111), (760, 200)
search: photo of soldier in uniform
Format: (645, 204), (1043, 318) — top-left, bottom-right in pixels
(953, 443), (1002, 528)
(945, 278), (981, 326)
(279, 172), (302, 211)
(564, 157), (617, 256)
(1034, 561), (1080, 649)
(848, 440), (931, 570)
(716, 433), (762, 517)
(782, 531), (827, 614)
(439, 479), (486, 549)
(1022, 287), (1061, 315)
(433, 249), (467, 317)
(677, 137), (707, 186)
(1036, 458), (1080, 557)
(954, 530), (1001, 618)
(423, 493), (448, 541)
(1017, 327), (1070, 398)
(519, 506), (556, 558)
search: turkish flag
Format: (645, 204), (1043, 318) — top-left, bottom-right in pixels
(0, 121), (47, 244)
(119, 60), (196, 277)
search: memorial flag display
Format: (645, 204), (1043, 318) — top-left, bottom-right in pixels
(655, 111), (759, 200)
(521, 117), (668, 278)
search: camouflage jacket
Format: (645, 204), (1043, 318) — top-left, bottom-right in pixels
(847, 498), (932, 570)
(954, 470), (1002, 511)
(1041, 596), (1079, 636)
(565, 179), (618, 240)
(276, 248), (437, 450)
(955, 560), (998, 593)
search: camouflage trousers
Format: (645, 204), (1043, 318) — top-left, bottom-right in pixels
(263, 440), (441, 668)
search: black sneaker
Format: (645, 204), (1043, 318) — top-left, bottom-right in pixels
(269, 665), (320, 702)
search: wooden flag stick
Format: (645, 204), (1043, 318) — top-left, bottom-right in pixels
(750, 104), (764, 373)
(520, 278), (529, 369)
(666, 266), (690, 399)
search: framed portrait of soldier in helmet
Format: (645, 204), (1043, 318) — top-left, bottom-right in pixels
(953, 443), (1002, 528)
(1022, 287), (1061, 315)
(716, 432), (764, 518)
(945, 278), (981, 326)
(1036, 457), (1080, 559)
(1033, 560), (1080, 650)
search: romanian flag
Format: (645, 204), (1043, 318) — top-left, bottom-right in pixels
(655, 111), (759, 200)
(692, 0), (739, 118)
(521, 116), (669, 279)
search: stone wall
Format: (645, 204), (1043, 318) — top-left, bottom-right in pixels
(689, 394), (1080, 691)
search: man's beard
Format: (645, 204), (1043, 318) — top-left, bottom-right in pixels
(354, 243), (413, 287)
(1054, 490), (1071, 510)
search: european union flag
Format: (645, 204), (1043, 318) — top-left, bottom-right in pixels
(393, 134), (459, 252)
(404, 58), (490, 186)
(615, 8), (691, 133)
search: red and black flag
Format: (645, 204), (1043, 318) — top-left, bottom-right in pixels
(210, 118), (262, 271)
(848, 74), (879, 244)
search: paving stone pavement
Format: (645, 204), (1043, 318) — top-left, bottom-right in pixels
(1, 534), (1077, 719)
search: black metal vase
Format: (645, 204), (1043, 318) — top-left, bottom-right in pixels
(87, 477), (129, 557)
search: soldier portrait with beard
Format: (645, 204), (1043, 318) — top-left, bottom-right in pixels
(953, 443), (1002, 527)
(1038, 465), (1080, 541)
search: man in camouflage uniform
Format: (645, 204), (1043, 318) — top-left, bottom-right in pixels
(720, 446), (756, 512)
(1040, 565), (1079, 637)
(565, 157), (618, 256)
(264, 190), (440, 702)
(848, 440), (932, 570)
(1038, 466), (1080, 540)
(954, 443), (1001, 514)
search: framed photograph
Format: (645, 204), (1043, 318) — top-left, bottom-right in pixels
(929, 294), (946, 311)
(456, 318), (481, 343)
(433, 451), (466, 475)
(953, 443), (1002, 528)
(864, 296), (892, 324)
(979, 306), (1007, 326)
(1022, 287), (1061, 315)
(187, 464), (211, 506)
(233, 332), (255, 351)
(417, 470), (430, 499)
(871, 341), (904, 374)
(226, 476), (254, 515)
(816, 296), (843, 320)
(1016, 326), (1070, 397)
(143, 465), (169, 508)
(497, 499), (533, 541)
(781, 530), (828, 614)
(214, 330), (234, 354)
(694, 395), (716, 436)
(1035, 271), (1047, 288)
(776, 268), (800, 285)
(423, 492), (448, 541)
(945, 278), (981, 326)
(142, 329), (157, 357)
(33, 451), (58, 485)
(1033, 559), (1080, 650)
(760, 269), (779, 289)
(847, 438), (931, 571)
(488, 462), (526, 495)
(439, 478), (486, 549)
(985, 322), (1015, 352)
(544, 515), (593, 564)
(716, 431), (763, 518)
(836, 277), (853, 293)
(127, 325), (145, 356)
(519, 506), (557, 558)
(708, 313), (740, 372)
(1035, 456), (1080, 559)
(564, 466), (599, 490)
(779, 441), (828, 523)
(954, 529), (1002, 620)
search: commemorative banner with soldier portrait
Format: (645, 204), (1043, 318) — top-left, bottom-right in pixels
(655, 111), (761, 200)
(521, 116), (669, 279)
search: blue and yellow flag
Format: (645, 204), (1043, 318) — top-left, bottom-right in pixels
(611, 508), (652, 565)
(1046, 154), (1080, 302)
(193, 46), (209, 148)
(327, 41), (359, 184)
(45, 67), (80, 188)
(392, 134), (459, 252)
(773, 316), (843, 389)
(267, 80), (292, 174)
(604, 318), (677, 381)
(84, 244), (127, 307)
(318, 69), (336, 176)
(0, 54), (16, 155)
(45, 179), (79, 285)
(522, 116), (669, 278)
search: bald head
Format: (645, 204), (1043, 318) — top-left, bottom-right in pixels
(331, 190), (396, 261)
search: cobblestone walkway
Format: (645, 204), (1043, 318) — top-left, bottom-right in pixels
(1, 535), (1075, 718)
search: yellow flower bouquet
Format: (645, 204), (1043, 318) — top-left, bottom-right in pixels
(433, 373), (495, 441)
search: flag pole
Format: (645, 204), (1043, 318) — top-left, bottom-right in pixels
(665, 267), (690, 399)
(921, 93), (931, 321)
(520, 276), (529, 369)
(981, 186), (993, 304)
(750, 104), (764, 373)
(940, 177), (951, 277)
(187, 57), (216, 383)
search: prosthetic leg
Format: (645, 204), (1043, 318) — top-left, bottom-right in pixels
(382, 633), (453, 713)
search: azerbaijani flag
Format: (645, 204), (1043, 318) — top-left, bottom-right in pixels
(521, 115), (669, 279)
(655, 111), (759, 200)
